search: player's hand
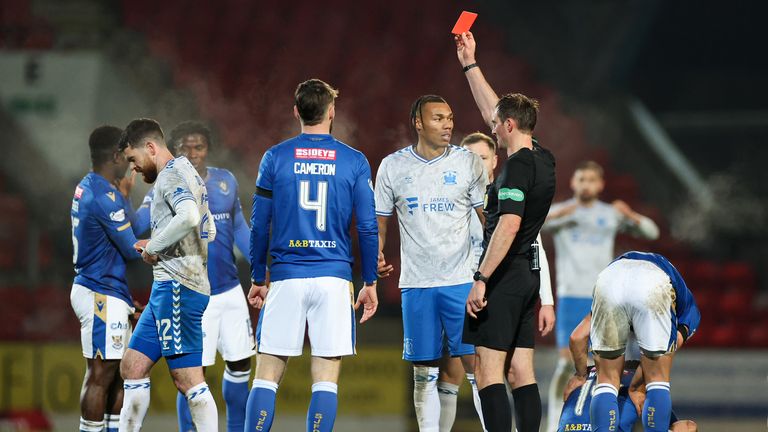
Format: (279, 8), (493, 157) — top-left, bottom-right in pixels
(130, 300), (145, 323)
(377, 251), (394, 278)
(134, 240), (157, 264)
(115, 170), (136, 199)
(628, 383), (647, 416)
(563, 374), (586, 401)
(466, 280), (487, 319)
(355, 283), (379, 324)
(454, 31), (477, 67)
(248, 283), (269, 309)
(538, 304), (555, 336)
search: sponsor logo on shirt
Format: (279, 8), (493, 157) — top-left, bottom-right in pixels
(74, 186), (83, 199)
(110, 209), (126, 222)
(563, 423), (591, 431)
(288, 239), (337, 248)
(442, 170), (458, 185)
(212, 213), (231, 221)
(294, 162), (336, 175)
(295, 148), (336, 160)
(498, 188), (524, 202)
(422, 197), (455, 212)
(71, 200), (79, 212)
(405, 197), (419, 215)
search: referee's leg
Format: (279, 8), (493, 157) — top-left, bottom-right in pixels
(474, 346), (511, 432)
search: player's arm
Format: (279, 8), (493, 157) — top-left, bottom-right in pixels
(94, 195), (141, 261)
(469, 152), (488, 226)
(131, 189), (153, 237)
(613, 200), (660, 240)
(563, 313), (591, 401)
(144, 180), (201, 256)
(250, 151), (274, 289)
(232, 182), (251, 257)
(537, 233), (555, 336)
(353, 157), (379, 323)
(667, 262), (701, 344)
(542, 202), (578, 233)
(455, 31), (500, 127)
(374, 158), (395, 278)
(468, 156), (532, 317)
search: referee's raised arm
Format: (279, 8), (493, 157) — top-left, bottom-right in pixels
(455, 31), (500, 128)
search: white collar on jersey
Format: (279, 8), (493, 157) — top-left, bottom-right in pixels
(408, 145), (450, 165)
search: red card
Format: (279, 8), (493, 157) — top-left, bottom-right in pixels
(451, 11), (477, 34)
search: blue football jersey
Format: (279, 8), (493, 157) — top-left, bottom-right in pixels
(134, 167), (249, 295)
(614, 251), (701, 340)
(71, 172), (140, 306)
(250, 133), (378, 284)
(558, 367), (638, 432)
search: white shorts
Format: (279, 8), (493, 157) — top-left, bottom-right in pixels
(201, 285), (256, 366)
(70, 284), (133, 360)
(256, 277), (355, 357)
(590, 259), (676, 356)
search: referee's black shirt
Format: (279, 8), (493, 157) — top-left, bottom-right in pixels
(482, 140), (556, 256)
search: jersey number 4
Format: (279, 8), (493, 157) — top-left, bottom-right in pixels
(299, 180), (328, 231)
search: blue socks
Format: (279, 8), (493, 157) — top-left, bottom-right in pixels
(590, 383), (619, 432)
(643, 382), (672, 432)
(222, 367), (251, 432)
(306, 382), (338, 432)
(245, 379), (278, 432)
(176, 391), (195, 432)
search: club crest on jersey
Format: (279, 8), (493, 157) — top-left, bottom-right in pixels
(111, 335), (123, 350)
(405, 197), (419, 215)
(219, 181), (230, 195)
(442, 171), (458, 185)
(110, 209), (126, 222)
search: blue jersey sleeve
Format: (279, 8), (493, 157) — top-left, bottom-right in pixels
(132, 189), (153, 236)
(233, 193), (250, 256)
(94, 194), (141, 261)
(353, 156), (378, 284)
(665, 260), (701, 341)
(250, 150), (274, 282)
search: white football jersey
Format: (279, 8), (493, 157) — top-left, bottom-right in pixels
(375, 145), (487, 288)
(150, 156), (215, 295)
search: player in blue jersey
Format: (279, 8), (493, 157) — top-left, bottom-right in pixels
(118, 119), (219, 432)
(560, 313), (698, 432)
(134, 121), (255, 432)
(588, 252), (700, 432)
(70, 126), (142, 432)
(245, 79), (379, 432)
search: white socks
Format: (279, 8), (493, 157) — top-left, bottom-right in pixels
(466, 373), (488, 432)
(119, 378), (151, 432)
(547, 357), (572, 431)
(78, 418), (103, 432)
(186, 382), (218, 432)
(414, 366), (440, 432)
(437, 381), (459, 432)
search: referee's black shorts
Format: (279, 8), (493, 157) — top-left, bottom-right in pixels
(462, 255), (540, 351)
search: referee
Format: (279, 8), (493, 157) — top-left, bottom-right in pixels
(456, 31), (556, 432)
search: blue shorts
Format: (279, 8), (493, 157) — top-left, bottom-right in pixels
(128, 280), (209, 369)
(401, 283), (474, 362)
(556, 297), (593, 348)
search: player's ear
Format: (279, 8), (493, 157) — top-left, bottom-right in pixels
(505, 118), (516, 134)
(327, 104), (335, 121)
(492, 155), (498, 170)
(293, 105), (300, 120)
(414, 116), (422, 131)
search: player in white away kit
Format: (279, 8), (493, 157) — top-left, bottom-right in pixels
(542, 161), (659, 431)
(376, 95), (489, 432)
(118, 119), (218, 432)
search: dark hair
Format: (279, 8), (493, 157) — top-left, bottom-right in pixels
(495, 93), (539, 134)
(461, 131), (496, 152)
(89, 125), (124, 168)
(294, 79), (339, 126)
(575, 160), (604, 178)
(118, 118), (165, 151)
(409, 95), (447, 135)
(169, 121), (212, 150)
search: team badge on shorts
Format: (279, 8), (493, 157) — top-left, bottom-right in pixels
(112, 335), (123, 350)
(404, 338), (414, 356)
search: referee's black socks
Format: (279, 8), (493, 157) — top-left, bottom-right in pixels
(512, 383), (542, 432)
(478, 383), (511, 432)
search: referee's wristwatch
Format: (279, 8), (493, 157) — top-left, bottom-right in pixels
(473, 271), (489, 283)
